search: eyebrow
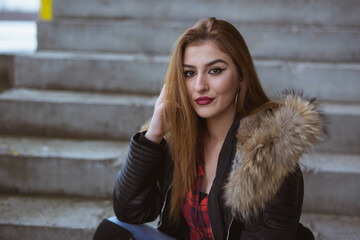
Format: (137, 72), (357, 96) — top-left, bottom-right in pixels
(183, 59), (228, 69)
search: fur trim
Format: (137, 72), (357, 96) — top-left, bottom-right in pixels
(224, 91), (326, 221)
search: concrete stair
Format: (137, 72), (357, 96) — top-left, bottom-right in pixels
(2, 194), (358, 240)
(14, 51), (360, 101)
(0, 88), (155, 139)
(1, 0), (359, 239)
(0, 194), (113, 240)
(52, 0), (360, 27)
(14, 51), (168, 94)
(300, 213), (360, 240)
(0, 134), (358, 215)
(0, 88), (359, 153)
(0, 135), (359, 238)
(301, 152), (360, 216)
(0, 135), (127, 198)
(37, 19), (360, 62)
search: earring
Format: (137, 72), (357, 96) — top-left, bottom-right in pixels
(234, 89), (240, 111)
(235, 89), (239, 102)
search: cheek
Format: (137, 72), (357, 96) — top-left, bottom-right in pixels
(185, 80), (194, 99)
(213, 74), (239, 96)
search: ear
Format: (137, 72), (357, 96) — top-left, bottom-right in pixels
(238, 77), (245, 89)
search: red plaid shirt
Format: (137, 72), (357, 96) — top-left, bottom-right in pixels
(182, 160), (214, 240)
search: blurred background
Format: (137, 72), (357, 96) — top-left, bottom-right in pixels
(0, 0), (38, 53)
(0, 0), (359, 239)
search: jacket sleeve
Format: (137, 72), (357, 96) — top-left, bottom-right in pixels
(241, 168), (304, 240)
(113, 131), (168, 224)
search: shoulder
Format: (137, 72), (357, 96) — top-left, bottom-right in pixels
(224, 90), (326, 221)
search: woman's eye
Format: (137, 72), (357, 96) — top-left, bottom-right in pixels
(184, 71), (196, 78)
(209, 68), (224, 75)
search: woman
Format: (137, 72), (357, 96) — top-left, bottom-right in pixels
(93, 17), (324, 240)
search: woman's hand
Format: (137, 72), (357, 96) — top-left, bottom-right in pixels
(145, 85), (169, 143)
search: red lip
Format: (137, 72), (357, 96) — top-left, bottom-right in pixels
(195, 96), (214, 105)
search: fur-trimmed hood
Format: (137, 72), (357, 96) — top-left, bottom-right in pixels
(224, 91), (326, 221)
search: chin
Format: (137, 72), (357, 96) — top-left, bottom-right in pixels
(194, 110), (216, 119)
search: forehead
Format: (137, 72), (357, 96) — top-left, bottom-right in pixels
(183, 41), (232, 65)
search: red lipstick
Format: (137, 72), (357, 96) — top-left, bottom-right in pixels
(195, 96), (214, 105)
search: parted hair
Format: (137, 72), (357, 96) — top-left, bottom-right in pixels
(163, 17), (278, 221)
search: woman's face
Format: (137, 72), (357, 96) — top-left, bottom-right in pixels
(183, 41), (242, 121)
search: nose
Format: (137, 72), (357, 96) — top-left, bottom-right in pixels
(194, 73), (208, 92)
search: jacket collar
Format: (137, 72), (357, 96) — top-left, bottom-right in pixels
(224, 91), (326, 221)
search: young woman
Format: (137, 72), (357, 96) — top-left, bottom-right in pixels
(93, 17), (325, 240)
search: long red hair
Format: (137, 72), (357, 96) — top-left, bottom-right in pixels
(163, 17), (278, 221)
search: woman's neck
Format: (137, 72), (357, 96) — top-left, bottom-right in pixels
(200, 111), (235, 194)
(204, 111), (235, 144)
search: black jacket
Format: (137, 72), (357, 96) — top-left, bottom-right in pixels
(113, 93), (325, 239)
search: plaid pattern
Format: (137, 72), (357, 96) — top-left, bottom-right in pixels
(182, 161), (214, 240)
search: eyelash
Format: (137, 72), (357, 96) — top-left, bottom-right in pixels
(184, 68), (225, 78)
(209, 68), (225, 75)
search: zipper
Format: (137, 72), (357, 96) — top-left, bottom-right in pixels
(158, 184), (172, 227)
(210, 222), (215, 239)
(209, 214), (234, 240)
(226, 217), (234, 240)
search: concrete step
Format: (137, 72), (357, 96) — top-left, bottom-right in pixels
(302, 152), (360, 216)
(52, 0), (360, 28)
(318, 102), (360, 154)
(0, 133), (358, 214)
(0, 88), (156, 140)
(0, 135), (127, 198)
(0, 88), (359, 153)
(14, 51), (168, 95)
(0, 194), (359, 240)
(300, 213), (360, 240)
(0, 194), (113, 240)
(37, 19), (360, 62)
(14, 51), (360, 102)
